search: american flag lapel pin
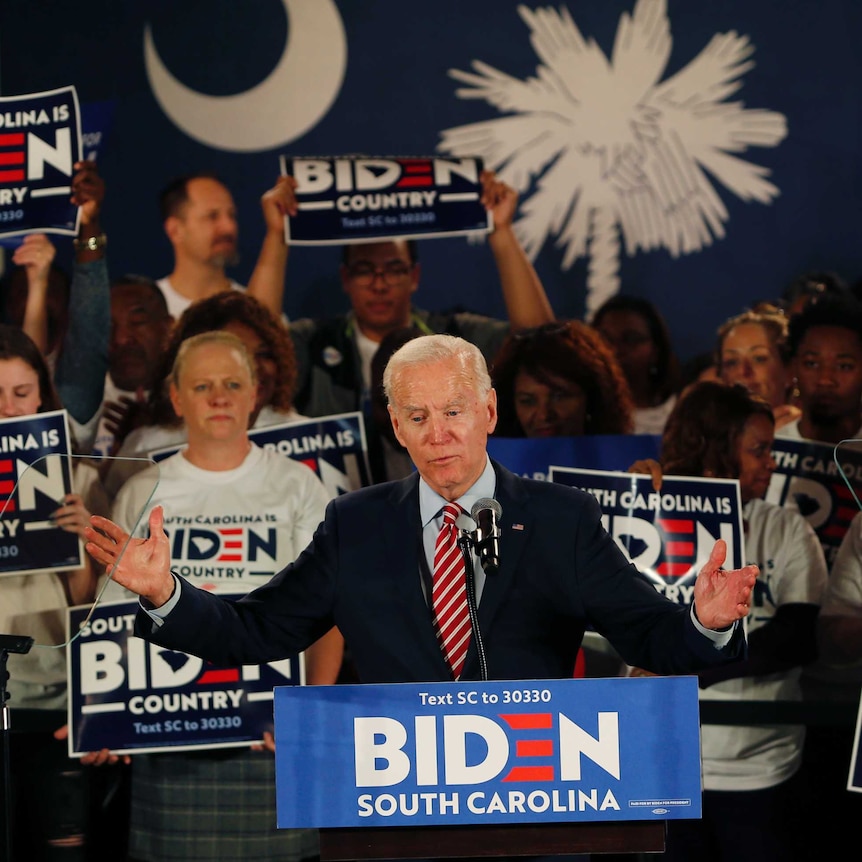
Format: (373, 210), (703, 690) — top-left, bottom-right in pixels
(512, 523), (525, 531)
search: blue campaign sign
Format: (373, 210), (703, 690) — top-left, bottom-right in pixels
(766, 437), (862, 570)
(281, 155), (492, 244)
(273, 677), (702, 828)
(0, 86), (82, 238)
(0, 410), (80, 576)
(488, 435), (661, 483)
(550, 468), (743, 603)
(150, 412), (372, 496)
(66, 597), (303, 756)
(80, 98), (117, 163)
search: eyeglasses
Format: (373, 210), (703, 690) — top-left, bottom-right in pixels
(346, 261), (413, 287)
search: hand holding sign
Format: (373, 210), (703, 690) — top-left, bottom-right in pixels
(70, 160), (104, 226)
(692, 538), (758, 630)
(52, 492), (93, 537)
(480, 169), (518, 230)
(627, 457), (663, 491)
(262, 174), (298, 226)
(11, 232), (56, 282)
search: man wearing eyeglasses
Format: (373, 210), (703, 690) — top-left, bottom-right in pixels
(287, 171), (555, 482)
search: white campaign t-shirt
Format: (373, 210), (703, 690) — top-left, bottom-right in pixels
(108, 444), (330, 597)
(699, 497), (827, 791)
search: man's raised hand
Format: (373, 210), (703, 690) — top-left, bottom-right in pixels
(693, 539), (758, 630)
(85, 506), (175, 608)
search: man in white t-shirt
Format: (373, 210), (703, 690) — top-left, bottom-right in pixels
(156, 172), (292, 321)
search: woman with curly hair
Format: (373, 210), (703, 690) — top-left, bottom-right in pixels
(715, 303), (800, 429)
(105, 292), (301, 498)
(490, 319), (634, 438)
(629, 380), (827, 862)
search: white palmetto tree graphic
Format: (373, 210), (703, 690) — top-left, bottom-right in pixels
(438, 0), (788, 316)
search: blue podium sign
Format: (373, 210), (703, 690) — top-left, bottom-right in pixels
(274, 677), (701, 828)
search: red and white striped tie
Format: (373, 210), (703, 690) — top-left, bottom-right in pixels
(432, 503), (471, 679)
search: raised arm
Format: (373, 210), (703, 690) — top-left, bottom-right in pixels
(11, 233), (56, 355)
(692, 538), (758, 630)
(85, 505), (175, 608)
(245, 175), (297, 318)
(54, 161), (111, 424)
(482, 170), (554, 330)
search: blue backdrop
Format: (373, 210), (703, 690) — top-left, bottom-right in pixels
(2, 0), (860, 361)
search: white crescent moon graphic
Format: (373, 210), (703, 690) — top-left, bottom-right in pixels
(144, 0), (347, 152)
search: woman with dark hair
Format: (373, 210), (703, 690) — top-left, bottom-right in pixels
(629, 381), (827, 862)
(715, 303), (800, 429)
(105, 292), (302, 498)
(590, 294), (679, 434)
(660, 380), (775, 478)
(0, 321), (63, 411)
(0, 323), (111, 860)
(491, 319), (634, 438)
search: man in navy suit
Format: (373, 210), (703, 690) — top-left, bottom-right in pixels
(85, 334), (757, 683)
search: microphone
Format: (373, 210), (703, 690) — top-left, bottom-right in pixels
(471, 498), (502, 576)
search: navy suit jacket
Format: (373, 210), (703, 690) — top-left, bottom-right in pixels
(139, 461), (745, 682)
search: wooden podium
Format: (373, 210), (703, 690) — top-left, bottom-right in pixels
(320, 821), (665, 859)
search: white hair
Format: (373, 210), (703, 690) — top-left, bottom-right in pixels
(382, 334), (491, 404)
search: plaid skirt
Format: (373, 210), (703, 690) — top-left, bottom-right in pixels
(129, 749), (318, 862)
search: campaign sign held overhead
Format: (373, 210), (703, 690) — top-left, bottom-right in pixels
(0, 86), (82, 237)
(281, 155), (492, 244)
(273, 677), (701, 828)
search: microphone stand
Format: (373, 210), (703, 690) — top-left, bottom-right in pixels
(1, 633), (34, 862)
(457, 535), (489, 681)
